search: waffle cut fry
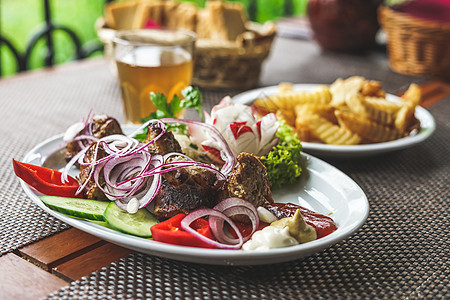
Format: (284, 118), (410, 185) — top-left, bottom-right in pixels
(361, 80), (386, 98)
(365, 97), (403, 125)
(402, 83), (421, 107)
(253, 96), (279, 114)
(253, 86), (331, 112)
(294, 105), (315, 142)
(298, 113), (361, 145)
(276, 109), (296, 127)
(278, 82), (295, 93)
(330, 76), (365, 107)
(252, 77), (421, 146)
(395, 84), (421, 132)
(295, 103), (337, 124)
(345, 93), (368, 117)
(346, 94), (401, 126)
(335, 110), (404, 143)
(395, 104), (415, 132)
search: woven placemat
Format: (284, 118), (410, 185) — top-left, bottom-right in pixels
(46, 99), (449, 299)
(0, 60), (123, 255)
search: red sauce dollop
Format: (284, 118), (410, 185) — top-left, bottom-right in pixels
(264, 203), (338, 239)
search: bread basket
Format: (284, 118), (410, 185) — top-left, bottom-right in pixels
(193, 23), (276, 89)
(96, 18), (276, 89)
(378, 5), (450, 79)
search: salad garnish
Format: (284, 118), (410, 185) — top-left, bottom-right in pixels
(190, 96), (279, 158)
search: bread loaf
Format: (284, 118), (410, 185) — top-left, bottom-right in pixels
(105, 0), (141, 30)
(104, 0), (248, 42)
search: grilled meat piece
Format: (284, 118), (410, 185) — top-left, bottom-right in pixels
(77, 142), (108, 201)
(220, 152), (273, 211)
(145, 122), (182, 155)
(145, 124), (219, 220)
(153, 156), (219, 220)
(65, 114), (123, 164)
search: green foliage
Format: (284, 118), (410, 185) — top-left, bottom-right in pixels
(134, 86), (203, 141)
(260, 124), (303, 189)
(1, 0), (104, 77)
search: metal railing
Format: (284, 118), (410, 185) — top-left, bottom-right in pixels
(0, 0), (109, 77)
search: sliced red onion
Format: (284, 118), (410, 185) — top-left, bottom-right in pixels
(127, 119), (166, 139)
(181, 197), (260, 249)
(213, 197), (259, 217)
(138, 174), (162, 209)
(161, 118), (235, 175)
(114, 199), (128, 211)
(126, 197), (139, 214)
(181, 209), (244, 250)
(257, 206), (278, 223)
(95, 152), (163, 203)
(209, 198), (259, 243)
(84, 110), (95, 136)
(61, 147), (87, 183)
(63, 111), (100, 154)
(155, 159), (226, 180)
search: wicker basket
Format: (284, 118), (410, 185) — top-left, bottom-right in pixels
(378, 6), (450, 79)
(96, 18), (276, 89)
(193, 24), (276, 89)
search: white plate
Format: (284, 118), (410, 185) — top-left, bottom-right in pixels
(20, 127), (369, 266)
(233, 84), (436, 158)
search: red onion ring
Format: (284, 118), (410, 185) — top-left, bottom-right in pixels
(181, 209), (244, 250)
(127, 119), (166, 140)
(209, 198), (259, 244)
(209, 206), (259, 244)
(94, 152), (163, 207)
(161, 118), (235, 175)
(181, 197), (260, 249)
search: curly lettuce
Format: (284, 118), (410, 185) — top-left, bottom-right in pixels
(260, 124), (303, 189)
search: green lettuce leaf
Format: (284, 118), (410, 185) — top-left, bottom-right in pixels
(260, 124), (303, 189)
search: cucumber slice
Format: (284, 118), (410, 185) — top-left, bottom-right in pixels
(66, 215), (113, 229)
(103, 202), (158, 237)
(40, 196), (108, 221)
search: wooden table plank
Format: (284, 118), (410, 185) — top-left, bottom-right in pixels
(0, 253), (67, 300)
(419, 81), (450, 108)
(17, 228), (104, 271)
(52, 243), (133, 282)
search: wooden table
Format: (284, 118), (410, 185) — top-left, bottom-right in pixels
(1, 35), (449, 299)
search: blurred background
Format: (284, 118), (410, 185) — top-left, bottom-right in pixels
(0, 0), (309, 77)
(1, 0), (448, 80)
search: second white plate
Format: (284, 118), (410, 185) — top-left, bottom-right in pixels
(232, 84), (436, 158)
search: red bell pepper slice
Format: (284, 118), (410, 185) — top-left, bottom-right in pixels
(12, 159), (81, 198)
(151, 213), (216, 249)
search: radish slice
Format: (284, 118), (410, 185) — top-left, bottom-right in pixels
(187, 97), (279, 159)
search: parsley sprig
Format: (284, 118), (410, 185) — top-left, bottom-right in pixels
(135, 86), (203, 141)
